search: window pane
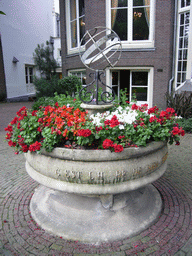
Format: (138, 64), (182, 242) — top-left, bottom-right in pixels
(29, 67), (33, 76)
(79, 0), (85, 16)
(183, 49), (188, 59)
(178, 61), (182, 71)
(30, 76), (33, 84)
(184, 36), (188, 48)
(112, 72), (119, 85)
(132, 87), (147, 101)
(111, 0), (127, 8)
(181, 0), (191, 7)
(179, 38), (183, 48)
(132, 72), (148, 85)
(112, 85), (118, 98)
(182, 72), (186, 82)
(180, 14), (184, 25)
(71, 20), (77, 48)
(79, 16), (85, 43)
(133, 0), (150, 6)
(111, 9), (127, 40)
(180, 26), (184, 36)
(25, 76), (28, 84)
(182, 61), (187, 71)
(133, 7), (149, 40)
(25, 67), (28, 75)
(177, 73), (181, 83)
(70, 0), (76, 21)
(178, 50), (182, 60)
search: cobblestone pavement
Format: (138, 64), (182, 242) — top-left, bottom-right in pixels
(0, 102), (192, 255)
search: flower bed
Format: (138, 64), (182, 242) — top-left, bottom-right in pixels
(5, 102), (185, 154)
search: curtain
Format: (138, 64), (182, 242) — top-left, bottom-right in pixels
(143, 0), (150, 26)
(111, 0), (118, 29)
(70, 0), (77, 48)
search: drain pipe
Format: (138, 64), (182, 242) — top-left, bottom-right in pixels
(168, 0), (178, 94)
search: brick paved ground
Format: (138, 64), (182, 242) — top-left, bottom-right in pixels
(0, 102), (192, 255)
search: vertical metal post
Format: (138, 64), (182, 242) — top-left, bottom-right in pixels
(95, 70), (99, 105)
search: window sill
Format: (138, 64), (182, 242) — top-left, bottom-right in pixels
(121, 47), (156, 52)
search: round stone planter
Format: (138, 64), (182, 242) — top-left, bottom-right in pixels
(24, 141), (168, 243)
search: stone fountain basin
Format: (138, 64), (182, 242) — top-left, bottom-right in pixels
(24, 141), (168, 243)
(25, 141), (168, 195)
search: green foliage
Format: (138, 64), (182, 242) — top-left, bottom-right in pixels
(32, 92), (83, 110)
(33, 75), (82, 99)
(32, 96), (57, 110)
(177, 118), (192, 133)
(0, 11), (6, 15)
(166, 91), (192, 118)
(33, 75), (59, 98)
(33, 41), (58, 80)
(58, 76), (82, 96)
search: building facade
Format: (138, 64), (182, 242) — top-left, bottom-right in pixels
(0, 0), (61, 101)
(60, 0), (192, 109)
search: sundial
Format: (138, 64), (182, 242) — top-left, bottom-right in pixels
(79, 27), (122, 104)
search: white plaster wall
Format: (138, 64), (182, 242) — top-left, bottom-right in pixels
(53, 38), (61, 66)
(0, 0), (53, 99)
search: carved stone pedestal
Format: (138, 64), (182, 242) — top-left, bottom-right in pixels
(25, 141), (168, 243)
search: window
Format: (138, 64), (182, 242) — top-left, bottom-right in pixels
(56, 13), (60, 37)
(68, 69), (86, 86)
(106, 0), (155, 48)
(25, 65), (35, 93)
(25, 66), (34, 84)
(110, 68), (153, 106)
(175, 1), (191, 87)
(181, 0), (190, 8)
(131, 71), (148, 101)
(66, 0), (85, 53)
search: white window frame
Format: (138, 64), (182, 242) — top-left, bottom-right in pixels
(106, 0), (155, 49)
(25, 65), (35, 93)
(65, 0), (85, 55)
(106, 67), (153, 107)
(175, 1), (192, 88)
(68, 69), (87, 86)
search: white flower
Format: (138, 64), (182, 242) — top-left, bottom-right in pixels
(119, 124), (125, 130)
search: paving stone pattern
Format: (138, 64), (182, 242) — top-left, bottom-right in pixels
(0, 102), (192, 255)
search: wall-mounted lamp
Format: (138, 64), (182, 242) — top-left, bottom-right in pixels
(12, 57), (19, 63)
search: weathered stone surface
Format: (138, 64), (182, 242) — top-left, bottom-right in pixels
(30, 184), (162, 243)
(24, 141), (168, 195)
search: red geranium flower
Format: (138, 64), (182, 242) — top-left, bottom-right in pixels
(113, 143), (123, 152)
(102, 139), (114, 149)
(29, 141), (42, 152)
(77, 129), (92, 137)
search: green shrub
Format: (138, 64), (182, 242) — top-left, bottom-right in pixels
(32, 96), (57, 110)
(33, 75), (82, 99)
(177, 118), (192, 133)
(57, 76), (82, 96)
(33, 75), (59, 98)
(32, 92), (83, 110)
(166, 91), (192, 118)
